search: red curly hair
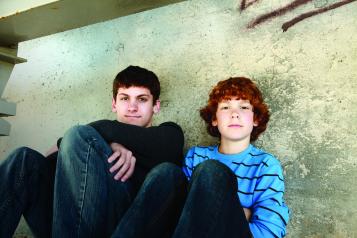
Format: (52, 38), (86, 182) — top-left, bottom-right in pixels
(200, 77), (269, 142)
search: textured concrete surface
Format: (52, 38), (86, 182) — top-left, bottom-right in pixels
(0, 0), (356, 237)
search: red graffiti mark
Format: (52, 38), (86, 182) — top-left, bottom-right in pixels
(242, 0), (357, 31)
(282, 0), (357, 31)
(247, 0), (312, 28)
(240, 0), (261, 11)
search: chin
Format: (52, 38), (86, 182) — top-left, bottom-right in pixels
(132, 121), (145, 127)
(122, 119), (140, 126)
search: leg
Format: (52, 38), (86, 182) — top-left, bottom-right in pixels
(172, 160), (251, 238)
(0, 147), (56, 238)
(52, 125), (133, 238)
(112, 162), (187, 238)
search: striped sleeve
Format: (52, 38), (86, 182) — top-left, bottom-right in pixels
(249, 158), (289, 238)
(182, 147), (195, 180)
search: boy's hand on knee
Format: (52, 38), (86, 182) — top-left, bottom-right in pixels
(108, 143), (136, 182)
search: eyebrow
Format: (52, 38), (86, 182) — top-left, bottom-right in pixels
(220, 98), (250, 102)
(118, 93), (150, 97)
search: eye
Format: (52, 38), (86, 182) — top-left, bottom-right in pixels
(220, 105), (229, 110)
(138, 97), (148, 102)
(240, 105), (252, 110)
(119, 96), (129, 101)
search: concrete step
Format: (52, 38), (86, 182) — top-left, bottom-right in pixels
(0, 118), (11, 136)
(0, 99), (16, 116)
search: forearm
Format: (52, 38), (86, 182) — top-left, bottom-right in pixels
(89, 120), (184, 166)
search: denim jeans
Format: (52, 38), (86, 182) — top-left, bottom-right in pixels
(0, 147), (56, 238)
(172, 160), (252, 238)
(53, 125), (187, 238)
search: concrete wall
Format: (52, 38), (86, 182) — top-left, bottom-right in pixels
(1, 0), (356, 237)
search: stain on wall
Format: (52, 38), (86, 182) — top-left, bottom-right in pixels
(0, 0), (356, 237)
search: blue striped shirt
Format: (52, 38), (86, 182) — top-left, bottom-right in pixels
(183, 144), (289, 238)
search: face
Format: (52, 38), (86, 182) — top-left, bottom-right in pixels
(212, 98), (257, 144)
(112, 86), (160, 127)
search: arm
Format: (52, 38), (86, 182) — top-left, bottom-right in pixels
(249, 160), (289, 238)
(55, 126), (136, 181)
(89, 120), (184, 168)
(182, 147), (195, 180)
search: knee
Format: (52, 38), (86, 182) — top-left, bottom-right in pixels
(193, 160), (235, 184)
(62, 125), (93, 145)
(5, 147), (43, 172)
(8, 147), (40, 163)
(60, 125), (102, 152)
(11, 146), (33, 156)
(193, 160), (226, 175)
(147, 162), (186, 186)
(59, 125), (111, 163)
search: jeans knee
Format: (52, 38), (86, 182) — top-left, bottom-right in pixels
(62, 125), (92, 145)
(148, 162), (186, 186)
(58, 125), (113, 174)
(60, 125), (103, 153)
(4, 147), (44, 174)
(8, 147), (39, 164)
(193, 160), (235, 184)
(194, 160), (225, 174)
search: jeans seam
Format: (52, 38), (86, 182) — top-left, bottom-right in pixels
(76, 139), (94, 238)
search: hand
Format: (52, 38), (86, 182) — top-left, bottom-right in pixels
(108, 143), (136, 182)
(243, 208), (252, 221)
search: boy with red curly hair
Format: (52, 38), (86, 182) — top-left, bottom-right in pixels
(173, 77), (289, 238)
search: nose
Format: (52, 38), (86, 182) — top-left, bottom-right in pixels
(231, 110), (239, 118)
(128, 100), (138, 112)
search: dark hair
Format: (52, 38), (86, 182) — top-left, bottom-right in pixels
(200, 77), (270, 142)
(113, 66), (160, 103)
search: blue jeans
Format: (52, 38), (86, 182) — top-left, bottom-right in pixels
(172, 160), (252, 238)
(52, 125), (187, 238)
(0, 147), (56, 238)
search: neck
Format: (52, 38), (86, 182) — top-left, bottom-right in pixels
(218, 138), (250, 154)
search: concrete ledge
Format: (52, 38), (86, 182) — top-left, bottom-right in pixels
(0, 99), (16, 116)
(0, 118), (11, 136)
(0, 51), (26, 64)
(0, 0), (186, 46)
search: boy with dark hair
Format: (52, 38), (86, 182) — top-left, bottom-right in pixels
(172, 77), (289, 238)
(52, 65), (186, 238)
(0, 66), (186, 238)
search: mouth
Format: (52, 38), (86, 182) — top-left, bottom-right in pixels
(125, 115), (141, 119)
(228, 124), (242, 128)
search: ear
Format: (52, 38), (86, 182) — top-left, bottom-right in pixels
(212, 119), (218, 127)
(253, 119), (258, 127)
(153, 100), (161, 114)
(111, 98), (117, 112)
